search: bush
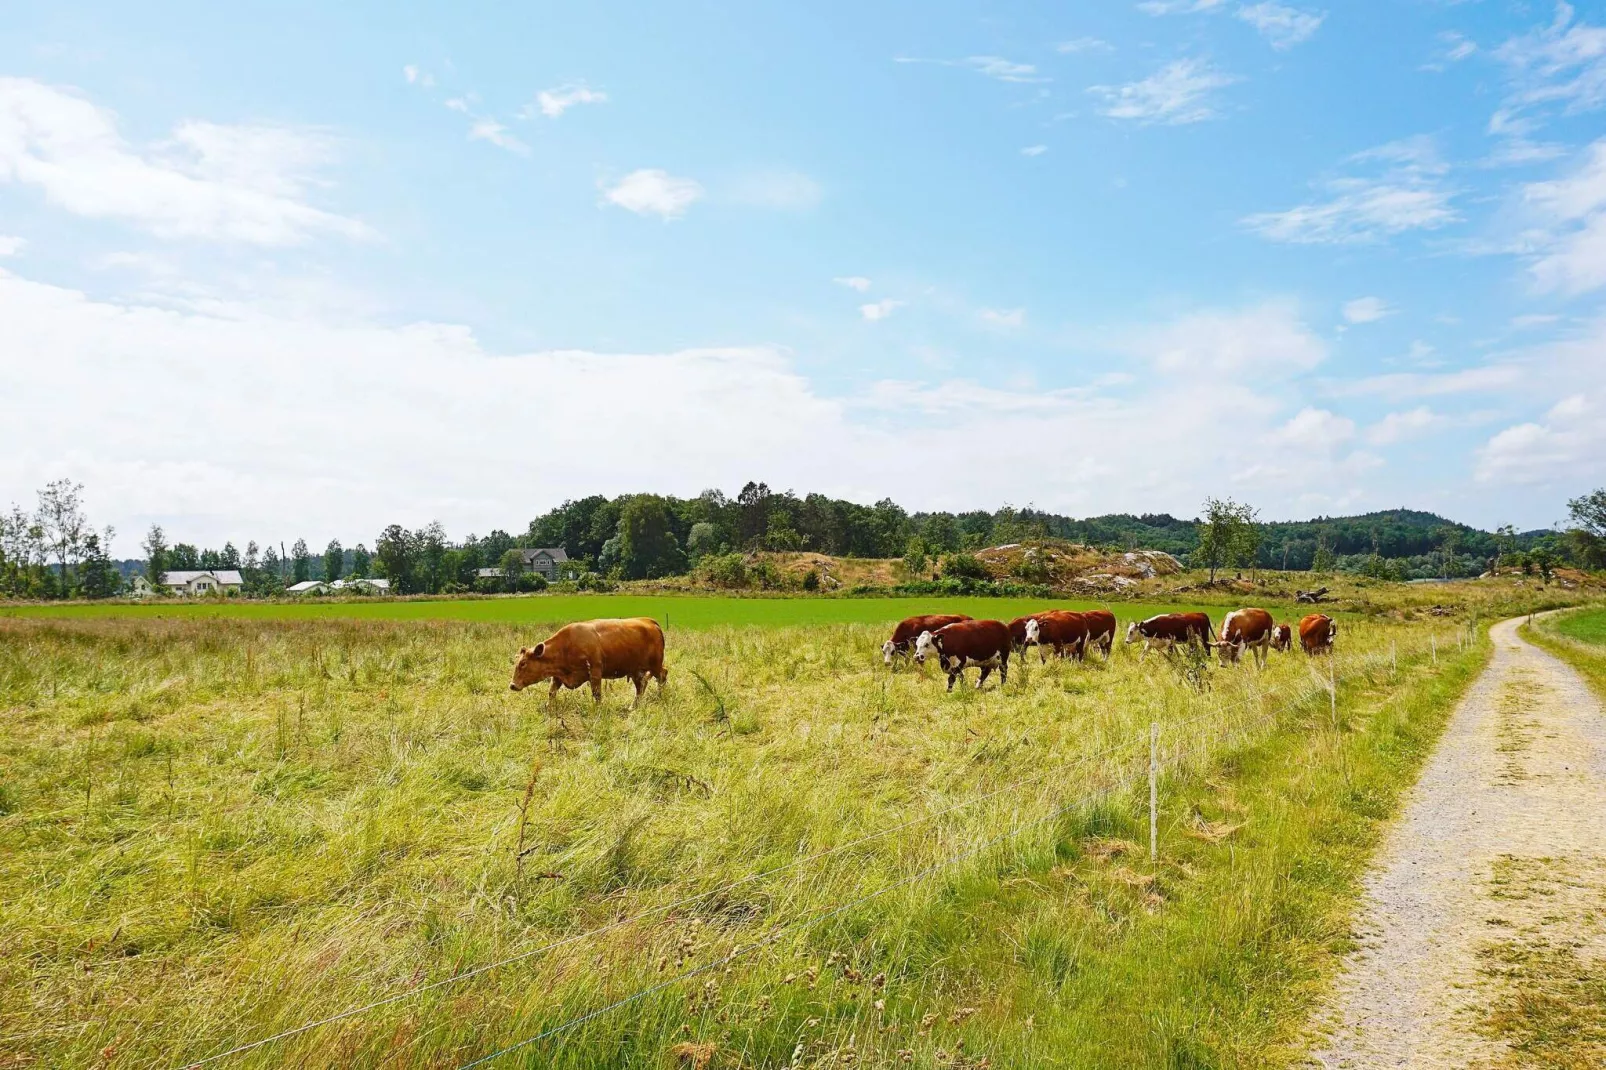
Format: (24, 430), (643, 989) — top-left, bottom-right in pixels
(697, 553), (748, 589)
(514, 573), (548, 593)
(942, 553), (992, 581)
(802, 569), (820, 592)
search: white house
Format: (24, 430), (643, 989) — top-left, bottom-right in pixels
(285, 580), (329, 596)
(161, 570), (244, 597)
(331, 577), (390, 593)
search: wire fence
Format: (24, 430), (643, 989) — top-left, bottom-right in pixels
(174, 625), (1464, 1070)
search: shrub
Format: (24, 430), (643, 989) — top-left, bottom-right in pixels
(942, 552), (992, 581)
(802, 569), (820, 592)
(697, 553), (748, 589)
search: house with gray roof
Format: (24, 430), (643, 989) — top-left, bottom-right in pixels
(511, 547), (569, 579)
(161, 570), (244, 597)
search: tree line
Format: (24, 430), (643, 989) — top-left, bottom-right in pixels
(5, 478), (1604, 600)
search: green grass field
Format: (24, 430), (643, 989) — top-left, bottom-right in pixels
(1525, 607), (1606, 704)
(1553, 606), (1606, 646)
(0, 594), (1220, 630)
(0, 607), (1489, 1069)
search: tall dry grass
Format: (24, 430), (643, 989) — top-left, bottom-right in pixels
(0, 612), (1483, 1067)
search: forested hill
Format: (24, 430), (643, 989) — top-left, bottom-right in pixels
(515, 485), (1546, 577)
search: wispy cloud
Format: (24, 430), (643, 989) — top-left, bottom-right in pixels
(729, 170), (822, 210)
(1366, 406), (1445, 446)
(1236, 3), (1325, 50)
(1057, 37), (1113, 54)
(600, 169), (703, 220)
(860, 298), (903, 321)
(1138, 0), (1227, 14)
(466, 118), (529, 155)
(1088, 59), (1239, 124)
(0, 77), (368, 245)
(1422, 31), (1478, 72)
(528, 82), (607, 119)
(403, 64), (435, 88)
(1491, 3), (1606, 136)
(1243, 136), (1459, 244)
(1343, 296), (1393, 323)
(1021, 144), (1048, 157)
(894, 56), (1049, 84)
(1523, 137), (1606, 293)
(979, 307), (1025, 328)
(0, 234), (26, 257)
(833, 276), (872, 292)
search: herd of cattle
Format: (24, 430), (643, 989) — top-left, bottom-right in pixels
(507, 607), (1340, 704)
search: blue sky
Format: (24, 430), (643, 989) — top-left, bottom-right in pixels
(4, 1), (1606, 550)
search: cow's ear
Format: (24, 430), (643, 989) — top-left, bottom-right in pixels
(518, 646), (529, 656)
(531, 642), (544, 658)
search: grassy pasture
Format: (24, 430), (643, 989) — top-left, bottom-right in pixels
(1523, 607), (1606, 703)
(0, 611), (1485, 1068)
(0, 594), (1219, 630)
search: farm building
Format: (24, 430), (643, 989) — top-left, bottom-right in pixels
(511, 547), (568, 579)
(159, 570), (243, 597)
(285, 581), (329, 595)
(332, 577), (390, 593)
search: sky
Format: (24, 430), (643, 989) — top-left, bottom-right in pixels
(4, 1), (1606, 553)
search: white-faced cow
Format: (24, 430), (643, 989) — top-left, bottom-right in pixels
(1215, 607), (1275, 667)
(1299, 613), (1338, 655)
(1023, 611), (1089, 662)
(914, 619), (1012, 691)
(883, 614), (972, 666)
(1269, 623), (1293, 653)
(1124, 612), (1215, 661)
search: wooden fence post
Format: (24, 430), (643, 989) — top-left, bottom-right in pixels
(1148, 722), (1159, 864)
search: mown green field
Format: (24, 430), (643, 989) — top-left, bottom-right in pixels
(1553, 606), (1606, 646)
(1525, 607), (1606, 704)
(0, 594), (1218, 630)
(0, 608), (1487, 1069)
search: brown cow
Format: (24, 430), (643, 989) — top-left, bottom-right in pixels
(1081, 609), (1117, 659)
(1025, 610), (1089, 662)
(1006, 613), (1063, 658)
(1124, 612), (1214, 660)
(1216, 607), (1275, 667)
(884, 614), (972, 666)
(914, 619), (1011, 691)
(1269, 623), (1293, 653)
(510, 617), (668, 706)
(1299, 613), (1338, 655)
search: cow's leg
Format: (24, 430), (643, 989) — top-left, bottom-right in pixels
(998, 653), (1008, 686)
(655, 664), (669, 692)
(977, 664), (992, 688)
(589, 672), (604, 704)
(631, 673), (647, 708)
(547, 679), (562, 704)
(946, 669), (959, 692)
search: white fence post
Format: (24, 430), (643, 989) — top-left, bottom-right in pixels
(1149, 721), (1159, 864)
(1431, 634), (1437, 665)
(1391, 641), (1397, 678)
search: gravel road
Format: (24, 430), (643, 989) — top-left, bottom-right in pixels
(1309, 615), (1606, 1068)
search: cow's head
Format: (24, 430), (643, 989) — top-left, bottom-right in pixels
(1327, 620), (1339, 642)
(1024, 618), (1041, 647)
(881, 639), (899, 666)
(509, 642), (552, 691)
(913, 630), (939, 665)
(1124, 621), (1141, 644)
(1216, 639), (1245, 665)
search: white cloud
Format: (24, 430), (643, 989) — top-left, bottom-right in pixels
(1243, 136), (1458, 243)
(1138, 0), (1227, 14)
(1423, 31), (1478, 72)
(1366, 406), (1444, 445)
(1088, 59), (1239, 124)
(1140, 300), (1328, 375)
(1021, 144), (1048, 157)
(893, 56), (1048, 84)
(1476, 393), (1605, 485)
(1274, 407), (1355, 451)
(466, 117), (529, 155)
(1343, 296), (1392, 323)
(0, 270), (1412, 543)
(600, 169), (703, 220)
(833, 276), (872, 292)
(978, 307), (1025, 329)
(1057, 38), (1113, 54)
(402, 65), (435, 88)
(860, 299), (903, 321)
(1523, 137), (1606, 293)
(1334, 365), (1523, 401)
(0, 77), (368, 245)
(1236, 3), (1325, 49)
(530, 83), (608, 119)
(729, 169), (822, 210)
(0, 234), (25, 257)
(1491, 3), (1606, 135)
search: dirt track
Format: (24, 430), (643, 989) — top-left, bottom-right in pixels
(1310, 615), (1606, 1068)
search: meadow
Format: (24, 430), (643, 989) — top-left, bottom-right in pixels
(1523, 606), (1606, 702)
(0, 601), (1491, 1069)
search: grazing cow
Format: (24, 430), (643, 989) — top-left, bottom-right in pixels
(883, 614), (972, 665)
(1123, 612), (1215, 660)
(1080, 609), (1117, 659)
(1024, 610), (1089, 662)
(1215, 607), (1276, 667)
(1299, 613), (1338, 655)
(1269, 623), (1293, 653)
(510, 617), (668, 706)
(914, 619), (1012, 691)
(1007, 615), (1041, 653)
